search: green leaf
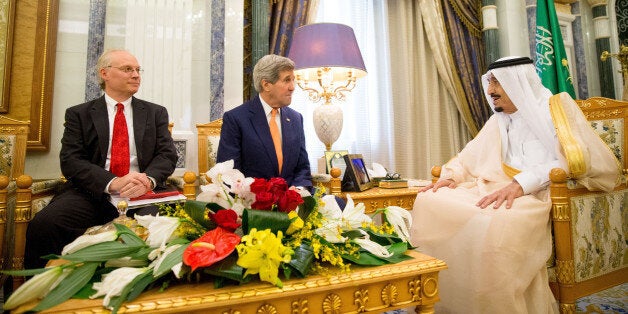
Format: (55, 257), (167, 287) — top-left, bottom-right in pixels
(362, 228), (404, 246)
(153, 244), (189, 279)
(342, 252), (386, 266)
(298, 196), (318, 220)
(31, 262), (100, 312)
(184, 200), (216, 230)
(62, 242), (146, 262)
(115, 224), (146, 246)
(242, 209), (291, 234)
(107, 270), (154, 314)
(1, 267), (49, 276)
(287, 244), (314, 277)
(203, 253), (248, 284)
(125, 272), (157, 302)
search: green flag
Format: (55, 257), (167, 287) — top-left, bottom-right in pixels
(535, 0), (576, 98)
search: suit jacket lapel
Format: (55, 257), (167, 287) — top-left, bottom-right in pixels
(90, 96), (110, 164)
(249, 98), (280, 174)
(132, 97), (147, 161)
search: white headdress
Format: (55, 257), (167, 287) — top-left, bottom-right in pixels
(481, 56), (557, 159)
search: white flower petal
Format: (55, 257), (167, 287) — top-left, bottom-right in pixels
(353, 237), (393, 258)
(314, 222), (346, 243)
(90, 267), (147, 307)
(206, 160), (235, 183)
(3, 267), (64, 310)
(319, 195), (343, 220)
(135, 215), (180, 247)
(383, 206), (413, 244)
(341, 195), (371, 228)
(150, 244), (182, 277)
(62, 230), (118, 255)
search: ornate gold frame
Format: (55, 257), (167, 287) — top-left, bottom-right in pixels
(27, 0), (59, 151)
(0, 0), (15, 113)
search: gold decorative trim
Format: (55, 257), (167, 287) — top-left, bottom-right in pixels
(323, 293), (342, 313)
(422, 277), (438, 298)
(551, 203), (570, 221)
(354, 288), (368, 312)
(290, 298), (308, 313)
(222, 310), (241, 314)
(556, 259), (575, 284)
(559, 302), (576, 314)
(408, 277), (422, 302)
(256, 303), (278, 314)
(550, 95), (586, 176)
(381, 283), (398, 306)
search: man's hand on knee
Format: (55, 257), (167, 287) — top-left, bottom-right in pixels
(476, 180), (524, 209)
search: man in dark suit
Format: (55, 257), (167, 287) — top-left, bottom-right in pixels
(217, 54), (312, 190)
(24, 49), (177, 269)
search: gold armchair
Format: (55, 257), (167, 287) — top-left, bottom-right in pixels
(548, 97), (628, 312)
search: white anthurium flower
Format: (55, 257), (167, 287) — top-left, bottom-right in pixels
(3, 266), (68, 310)
(197, 183), (233, 209)
(149, 244), (182, 276)
(352, 230), (393, 258)
(135, 215), (180, 248)
(205, 160), (235, 184)
(341, 194), (372, 228)
(382, 206), (413, 244)
(314, 221), (347, 243)
(62, 230), (118, 255)
(91, 267), (147, 308)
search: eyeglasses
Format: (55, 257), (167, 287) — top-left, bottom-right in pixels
(107, 65), (144, 74)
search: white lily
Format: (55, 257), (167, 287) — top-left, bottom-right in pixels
(352, 230), (393, 258)
(149, 244), (182, 278)
(319, 194), (371, 228)
(197, 183), (233, 209)
(135, 215), (180, 248)
(381, 206), (413, 244)
(314, 221), (347, 243)
(205, 160), (236, 184)
(61, 230), (118, 255)
(90, 267), (147, 308)
(341, 194), (372, 228)
(3, 266), (68, 310)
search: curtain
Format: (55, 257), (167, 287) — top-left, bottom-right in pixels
(269, 0), (318, 55)
(387, 0), (470, 179)
(441, 0), (491, 131)
(124, 0), (194, 124)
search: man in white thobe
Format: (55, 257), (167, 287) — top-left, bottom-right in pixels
(410, 56), (619, 314)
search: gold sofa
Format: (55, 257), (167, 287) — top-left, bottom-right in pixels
(431, 96), (628, 313)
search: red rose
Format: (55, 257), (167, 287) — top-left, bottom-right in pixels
(183, 227), (241, 271)
(250, 178), (270, 194)
(268, 177), (288, 194)
(251, 191), (275, 210)
(209, 209), (241, 232)
(277, 189), (304, 213)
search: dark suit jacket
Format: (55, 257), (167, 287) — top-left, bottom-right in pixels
(59, 96), (177, 200)
(217, 97), (312, 188)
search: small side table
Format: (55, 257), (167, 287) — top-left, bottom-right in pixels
(338, 187), (420, 213)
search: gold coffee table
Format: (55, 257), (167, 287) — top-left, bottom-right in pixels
(16, 250), (446, 314)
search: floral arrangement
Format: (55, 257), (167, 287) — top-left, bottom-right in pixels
(2, 160), (413, 313)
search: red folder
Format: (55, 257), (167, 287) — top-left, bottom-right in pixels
(130, 189), (182, 201)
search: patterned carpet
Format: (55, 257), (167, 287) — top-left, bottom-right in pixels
(576, 283), (628, 314)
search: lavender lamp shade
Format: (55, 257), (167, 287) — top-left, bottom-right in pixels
(288, 23), (367, 80)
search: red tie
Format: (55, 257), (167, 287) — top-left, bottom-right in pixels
(110, 103), (130, 177)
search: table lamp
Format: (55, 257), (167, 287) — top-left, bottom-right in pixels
(288, 23), (367, 151)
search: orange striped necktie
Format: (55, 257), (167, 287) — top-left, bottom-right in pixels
(269, 108), (283, 173)
(110, 103), (130, 177)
